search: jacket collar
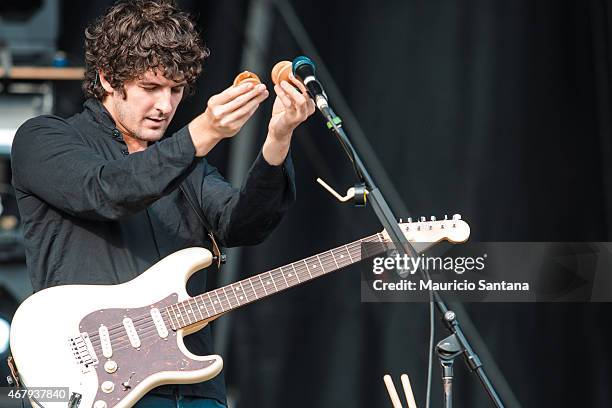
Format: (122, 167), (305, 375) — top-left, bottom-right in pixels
(83, 98), (117, 131)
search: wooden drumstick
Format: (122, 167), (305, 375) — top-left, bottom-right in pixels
(400, 374), (418, 408)
(383, 374), (403, 408)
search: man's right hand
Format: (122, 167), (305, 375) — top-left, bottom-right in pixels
(189, 82), (269, 157)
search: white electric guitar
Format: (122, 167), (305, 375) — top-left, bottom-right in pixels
(9, 216), (470, 408)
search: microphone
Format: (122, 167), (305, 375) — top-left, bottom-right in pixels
(292, 56), (329, 112)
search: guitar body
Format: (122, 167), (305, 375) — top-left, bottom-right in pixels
(9, 247), (223, 408)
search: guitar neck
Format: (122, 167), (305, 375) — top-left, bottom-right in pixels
(165, 232), (388, 330)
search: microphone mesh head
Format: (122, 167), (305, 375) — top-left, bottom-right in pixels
(292, 56), (315, 75)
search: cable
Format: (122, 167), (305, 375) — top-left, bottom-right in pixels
(426, 291), (434, 408)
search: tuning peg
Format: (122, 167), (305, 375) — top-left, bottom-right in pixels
(407, 217), (412, 223)
(420, 216), (426, 222)
(452, 214), (461, 220)
(399, 218), (403, 223)
(444, 215), (448, 220)
(430, 216), (436, 221)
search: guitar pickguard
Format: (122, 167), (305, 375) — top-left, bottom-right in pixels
(78, 294), (216, 408)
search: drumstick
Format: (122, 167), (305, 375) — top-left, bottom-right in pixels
(400, 374), (418, 408)
(383, 374), (403, 408)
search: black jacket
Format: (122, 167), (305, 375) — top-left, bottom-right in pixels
(11, 98), (296, 404)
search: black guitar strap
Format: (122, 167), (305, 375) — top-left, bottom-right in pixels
(179, 182), (225, 269)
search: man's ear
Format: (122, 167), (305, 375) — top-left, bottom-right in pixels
(98, 71), (114, 94)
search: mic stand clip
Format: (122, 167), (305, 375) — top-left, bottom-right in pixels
(316, 178), (368, 207)
(436, 327), (463, 408)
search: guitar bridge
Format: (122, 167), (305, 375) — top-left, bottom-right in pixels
(69, 333), (98, 373)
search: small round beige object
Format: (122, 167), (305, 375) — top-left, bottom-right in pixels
(233, 71), (261, 86)
(104, 360), (118, 374)
(271, 60), (292, 85)
(101, 381), (114, 393)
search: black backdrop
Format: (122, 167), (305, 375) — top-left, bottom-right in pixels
(45, 0), (612, 407)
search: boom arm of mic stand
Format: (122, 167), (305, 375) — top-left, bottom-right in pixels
(317, 103), (505, 408)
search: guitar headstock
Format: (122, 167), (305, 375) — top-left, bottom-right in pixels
(381, 214), (470, 244)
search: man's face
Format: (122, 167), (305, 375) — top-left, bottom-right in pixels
(103, 70), (185, 143)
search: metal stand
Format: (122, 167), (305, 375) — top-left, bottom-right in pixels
(436, 330), (463, 408)
(312, 92), (505, 408)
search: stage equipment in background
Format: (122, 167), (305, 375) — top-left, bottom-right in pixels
(0, 0), (83, 157)
(9, 218), (468, 408)
(0, 0), (57, 62)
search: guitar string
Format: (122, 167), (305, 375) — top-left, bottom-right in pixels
(87, 235), (377, 342)
(87, 235), (379, 344)
(102, 243), (359, 353)
(98, 265), (397, 354)
(87, 237), (382, 350)
(110, 326), (170, 354)
(87, 235), (385, 352)
(88, 245), (362, 350)
(87, 236), (385, 352)
(89, 256), (364, 352)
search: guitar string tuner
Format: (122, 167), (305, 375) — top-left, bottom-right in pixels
(452, 214), (461, 220)
(444, 215), (448, 220)
(420, 216), (426, 222)
(399, 218), (403, 223)
(430, 216), (436, 221)
(407, 217), (412, 223)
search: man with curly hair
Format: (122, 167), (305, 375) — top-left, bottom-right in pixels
(11, 1), (314, 407)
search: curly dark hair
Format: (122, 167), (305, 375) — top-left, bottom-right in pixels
(83, 0), (209, 100)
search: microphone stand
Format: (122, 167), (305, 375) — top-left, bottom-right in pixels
(316, 103), (505, 408)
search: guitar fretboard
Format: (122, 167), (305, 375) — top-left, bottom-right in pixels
(164, 232), (387, 330)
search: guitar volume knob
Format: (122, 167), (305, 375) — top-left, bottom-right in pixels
(101, 381), (114, 393)
(104, 360), (118, 374)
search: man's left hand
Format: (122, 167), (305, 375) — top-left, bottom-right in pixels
(263, 74), (316, 165)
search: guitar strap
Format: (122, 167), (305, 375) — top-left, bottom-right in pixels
(6, 354), (21, 388)
(179, 182), (226, 269)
